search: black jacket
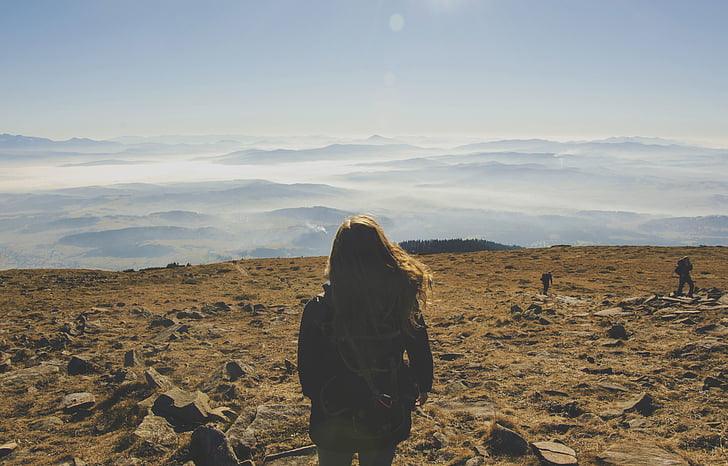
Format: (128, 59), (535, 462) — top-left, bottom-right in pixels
(297, 283), (433, 451)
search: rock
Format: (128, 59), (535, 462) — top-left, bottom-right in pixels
(695, 323), (728, 336)
(54, 456), (87, 466)
(619, 296), (645, 306)
(601, 339), (624, 348)
(0, 442), (18, 458)
(152, 323), (189, 342)
(201, 302), (232, 314)
(0, 363), (59, 388)
(199, 360), (258, 393)
(133, 414), (178, 452)
(599, 409), (624, 421)
(189, 425), (240, 466)
(431, 400), (498, 418)
(102, 367), (138, 385)
(0, 358), (11, 373)
(225, 359), (256, 381)
(582, 367), (614, 375)
(594, 307), (634, 317)
(619, 392), (655, 415)
(465, 457), (486, 466)
(488, 423), (529, 456)
(284, 358), (297, 374)
(124, 349), (143, 367)
(445, 380), (468, 396)
(153, 387), (214, 427)
(227, 404), (309, 457)
(702, 376), (727, 390)
(597, 441), (688, 465)
(597, 382), (629, 392)
(209, 406), (238, 423)
(67, 354), (97, 375)
(531, 441), (578, 465)
(606, 324), (628, 339)
(59, 392), (96, 413)
(29, 416), (64, 432)
(145, 367), (174, 391)
(433, 431), (449, 448)
(264, 445), (317, 465)
(562, 400), (582, 418)
(149, 315), (179, 328)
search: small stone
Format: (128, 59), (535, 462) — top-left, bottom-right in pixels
(619, 392), (655, 416)
(601, 339), (624, 348)
(488, 423), (529, 456)
(597, 382), (629, 392)
(594, 307), (633, 318)
(531, 441), (577, 465)
(465, 457), (486, 466)
(67, 354), (97, 375)
(225, 360), (256, 381)
(152, 323), (188, 342)
(0, 442), (18, 458)
(145, 367), (174, 391)
(60, 392), (96, 413)
(606, 324), (628, 339)
(703, 376), (727, 390)
(445, 380), (468, 395)
(124, 349), (143, 367)
(29, 416), (64, 432)
(134, 414), (178, 451)
(599, 409), (623, 421)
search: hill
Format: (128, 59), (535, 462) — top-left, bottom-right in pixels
(0, 246), (727, 465)
(399, 238), (522, 254)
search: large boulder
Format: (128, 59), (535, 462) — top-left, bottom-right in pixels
(226, 404), (309, 459)
(153, 387), (215, 427)
(189, 425), (240, 466)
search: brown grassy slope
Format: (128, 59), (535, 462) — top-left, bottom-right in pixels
(0, 245), (726, 465)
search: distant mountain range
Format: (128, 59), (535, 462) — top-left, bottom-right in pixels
(1, 134), (726, 270)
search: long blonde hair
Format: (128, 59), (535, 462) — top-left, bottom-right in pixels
(326, 215), (431, 348)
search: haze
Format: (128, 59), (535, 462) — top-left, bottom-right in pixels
(1, 1), (727, 269)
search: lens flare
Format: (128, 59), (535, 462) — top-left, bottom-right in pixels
(389, 14), (404, 32)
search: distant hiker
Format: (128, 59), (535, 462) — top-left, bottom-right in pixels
(540, 271), (553, 294)
(674, 256), (695, 297)
(298, 215), (433, 466)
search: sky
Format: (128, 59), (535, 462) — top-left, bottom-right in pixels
(2, 0), (727, 145)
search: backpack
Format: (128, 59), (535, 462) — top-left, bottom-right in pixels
(319, 359), (418, 440)
(316, 298), (419, 440)
(675, 257), (691, 275)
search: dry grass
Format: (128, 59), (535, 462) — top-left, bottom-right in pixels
(0, 246), (727, 464)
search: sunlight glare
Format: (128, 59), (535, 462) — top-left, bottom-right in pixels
(389, 14), (404, 32)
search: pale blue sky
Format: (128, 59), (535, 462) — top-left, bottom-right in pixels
(2, 0), (727, 144)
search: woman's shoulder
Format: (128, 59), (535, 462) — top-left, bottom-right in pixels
(302, 284), (334, 324)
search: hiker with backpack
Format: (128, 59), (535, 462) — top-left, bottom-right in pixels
(297, 215), (433, 466)
(674, 256), (695, 297)
(540, 271), (553, 295)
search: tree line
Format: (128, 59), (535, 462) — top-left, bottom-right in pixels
(398, 238), (523, 255)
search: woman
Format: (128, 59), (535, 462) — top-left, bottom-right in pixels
(297, 215), (433, 466)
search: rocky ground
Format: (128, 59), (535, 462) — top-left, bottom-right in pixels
(0, 245), (727, 465)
